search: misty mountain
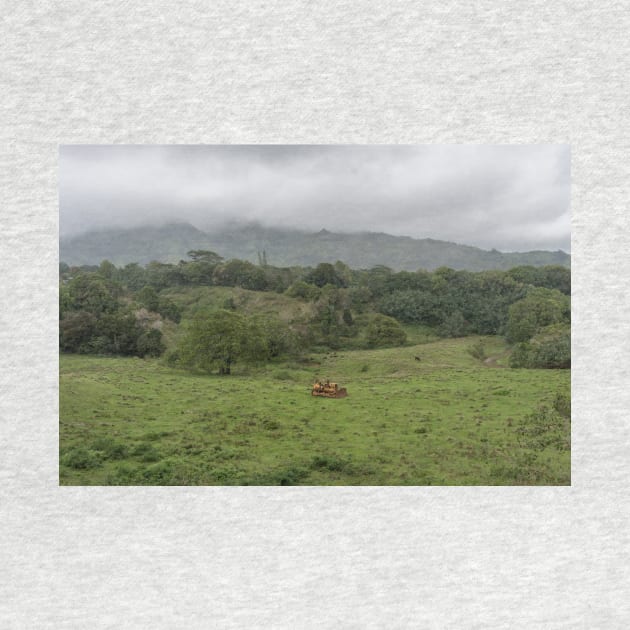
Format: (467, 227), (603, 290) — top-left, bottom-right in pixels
(60, 222), (570, 271)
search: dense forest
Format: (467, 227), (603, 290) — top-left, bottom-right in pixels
(59, 251), (571, 373)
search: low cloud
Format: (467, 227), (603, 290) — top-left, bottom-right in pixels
(60, 144), (570, 252)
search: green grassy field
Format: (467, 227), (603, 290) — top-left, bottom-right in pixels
(59, 335), (570, 485)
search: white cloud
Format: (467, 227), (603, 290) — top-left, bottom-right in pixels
(60, 144), (570, 252)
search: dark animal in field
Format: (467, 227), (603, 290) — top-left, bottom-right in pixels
(415, 356), (421, 361)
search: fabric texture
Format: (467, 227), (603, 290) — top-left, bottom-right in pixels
(1, 2), (628, 627)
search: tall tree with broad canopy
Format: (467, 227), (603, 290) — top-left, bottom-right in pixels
(178, 310), (268, 374)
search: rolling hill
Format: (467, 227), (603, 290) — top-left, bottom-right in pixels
(60, 222), (570, 271)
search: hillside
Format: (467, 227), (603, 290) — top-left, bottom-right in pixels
(60, 221), (570, 271)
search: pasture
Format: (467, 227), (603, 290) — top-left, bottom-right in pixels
(59, 335), (570, 485)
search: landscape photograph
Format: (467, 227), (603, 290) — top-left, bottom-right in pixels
(59, 144), (571, 486)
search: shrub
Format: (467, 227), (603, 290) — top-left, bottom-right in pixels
(137, 329), (165, 358)
(516, 404), (570, 452)
(377, 290), (442, 326)
(91, 437), (128, 460)
(311, 454), (352, 473)
(467, 340), (486, 361)
(163, 348), (180, 367)
(506, 287), (570, 343)
(365, 314), (407, 348)
(242, 465), (310, 486)
(438, 310), (467, 338)
(509, 325), (570, 369)
(132, 443), (161, 462)
(62, 447), (101, 470)
(553, 391), (571, 418)
(509, 342), (531, 368)
(139, 461), (174, 484)
(285, 281), (320, 301)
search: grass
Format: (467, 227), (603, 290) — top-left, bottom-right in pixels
(162, 285), (312, 324)
(59, 335), (570, 485)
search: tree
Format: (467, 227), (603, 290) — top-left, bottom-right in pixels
(118, 263), (148, 291)
(97, 310), (144, 355)
(312, 284), (343, 339)
(178, 310), (267, 374)
(137, 286), (160, 312)
(506, 266), (544, 287)
(506, 287), (570, 343)
(509, 324), (570, 369)
(365, 314), (407, 348)
(213, 260), (268, 290)
(285, 280), (320, 301)
(157, 296), (181, 323)
(361, 265), (393, 297)
(98, 260), (117, 280)
(304, 263), (346, 288)
(540, 265), (571, 295)
(384, 270), (432, 293)
(145, 261), (184, 289)
(137, 329), (165, 358)
(252, 315), (298, 358)
(59, 311), (98, 352)
(347, 286), (373, 313)
(66, 273), (119, 315)
(187, 250), (224, 265)
(377, 289), (443, 326)
(438, 310), (467, 338)
(59, 285), (72, 319)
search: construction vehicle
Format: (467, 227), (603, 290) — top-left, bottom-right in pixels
(311, 379), (348, 398)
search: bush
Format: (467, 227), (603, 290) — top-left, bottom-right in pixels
(163, 348), (180, 367)
(139, 461), (175, 483)
(467, 340), (486, 361)
(506, 288), (570, 343)
(516, 404), (570, 452)
(137, 329), (165, 358)
(132, 443), (161, 462)
(311, 454), (353, 473)
(377, 290), (442, 326)
(553, 391), (571, 418)
(91, 437), (128, 460)
(438, 310), (467, 338)
(509, 325), (570, 369)
(157, 296), (181, 323)
(509, 342), (531, 368)
(242, 465), (310, 486)
(59, 311), (98, 352)
(62, 447), (101, 470)
(530, 327), (570, 368)
(285, 281), (320, 301)
(365, 314), (407, 348)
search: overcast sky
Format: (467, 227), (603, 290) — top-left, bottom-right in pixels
(59, 145), (570, 252)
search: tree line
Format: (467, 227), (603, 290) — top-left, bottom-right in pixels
(59, 251), (570, 372)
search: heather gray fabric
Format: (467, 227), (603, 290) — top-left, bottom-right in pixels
(1, 2), (628, 627)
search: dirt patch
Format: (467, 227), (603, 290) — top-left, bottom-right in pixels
(483, 356), (505, 368)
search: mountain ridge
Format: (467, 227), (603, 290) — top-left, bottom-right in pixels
(60, 222), (570, 271)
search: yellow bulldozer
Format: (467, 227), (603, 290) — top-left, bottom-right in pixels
(311, 379), (348, 398)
